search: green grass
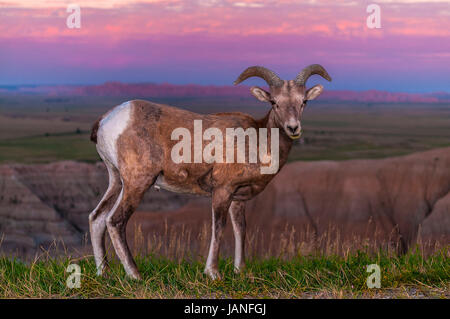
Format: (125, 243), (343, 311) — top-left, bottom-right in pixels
(0, 133), (100, 164)
(1, 248), (448, 298)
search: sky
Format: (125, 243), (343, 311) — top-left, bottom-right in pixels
(0, 0), (449, 92)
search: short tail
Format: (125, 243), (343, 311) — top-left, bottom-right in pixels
(90, 117), (102, 144)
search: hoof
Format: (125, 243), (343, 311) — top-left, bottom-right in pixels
(204, 267), (221, 280)
(233, 266), (244, 274)
(96, 263), (110, 277)
(127, 272), (142, 281)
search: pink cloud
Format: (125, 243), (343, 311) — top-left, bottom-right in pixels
(1, 1), (448, 39)
(0, 0), (448, 92)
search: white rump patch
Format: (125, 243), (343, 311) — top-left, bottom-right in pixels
(96, 101), (132, 168)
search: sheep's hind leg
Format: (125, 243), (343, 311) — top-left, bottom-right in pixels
(89, 159), (122, 276)
(106, 174), (157, 280)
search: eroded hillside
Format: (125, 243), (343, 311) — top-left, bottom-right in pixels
(0, 148), (449, 258)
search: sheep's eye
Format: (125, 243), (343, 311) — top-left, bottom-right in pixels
(271, 101), (278, 108)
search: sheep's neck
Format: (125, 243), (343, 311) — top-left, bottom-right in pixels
(258, 108), (293, 168)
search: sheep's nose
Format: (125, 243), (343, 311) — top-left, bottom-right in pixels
(287, 124), (299, 134)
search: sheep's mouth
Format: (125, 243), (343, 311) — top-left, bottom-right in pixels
(289, 132), (302, 140)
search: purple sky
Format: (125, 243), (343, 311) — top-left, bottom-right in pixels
(0, 0), (449, 92)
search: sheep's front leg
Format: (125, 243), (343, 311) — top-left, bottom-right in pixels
(229, 201), (246, 273)
(205, 188), (232, 280)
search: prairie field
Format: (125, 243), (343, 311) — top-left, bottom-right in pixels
(1, 94), (450, 163)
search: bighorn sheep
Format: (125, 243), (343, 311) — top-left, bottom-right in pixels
(89, 64), (331, 279)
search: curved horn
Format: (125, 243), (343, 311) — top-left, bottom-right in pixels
(294, 64), (332, 86)
(234, 66), (283, 87)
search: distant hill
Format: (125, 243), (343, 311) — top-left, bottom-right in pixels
(1, 82), (449, 103)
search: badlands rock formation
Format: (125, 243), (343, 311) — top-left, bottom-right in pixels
(0, 148), (448, 258)
(0, 161), (188, 257)
(247, 147), (450, 253)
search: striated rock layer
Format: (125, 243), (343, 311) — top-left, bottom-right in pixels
(247, 147), (450, 253)
(0, 161), (188, 257)
(0, 148), (449, 258)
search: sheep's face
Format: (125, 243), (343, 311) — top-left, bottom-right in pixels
(250, 81), (324, 140)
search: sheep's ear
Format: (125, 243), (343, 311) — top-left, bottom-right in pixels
(250, 86), (271, 102)
(305, 84), (324, 101)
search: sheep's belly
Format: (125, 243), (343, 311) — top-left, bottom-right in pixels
(154, 174), (209, 196)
